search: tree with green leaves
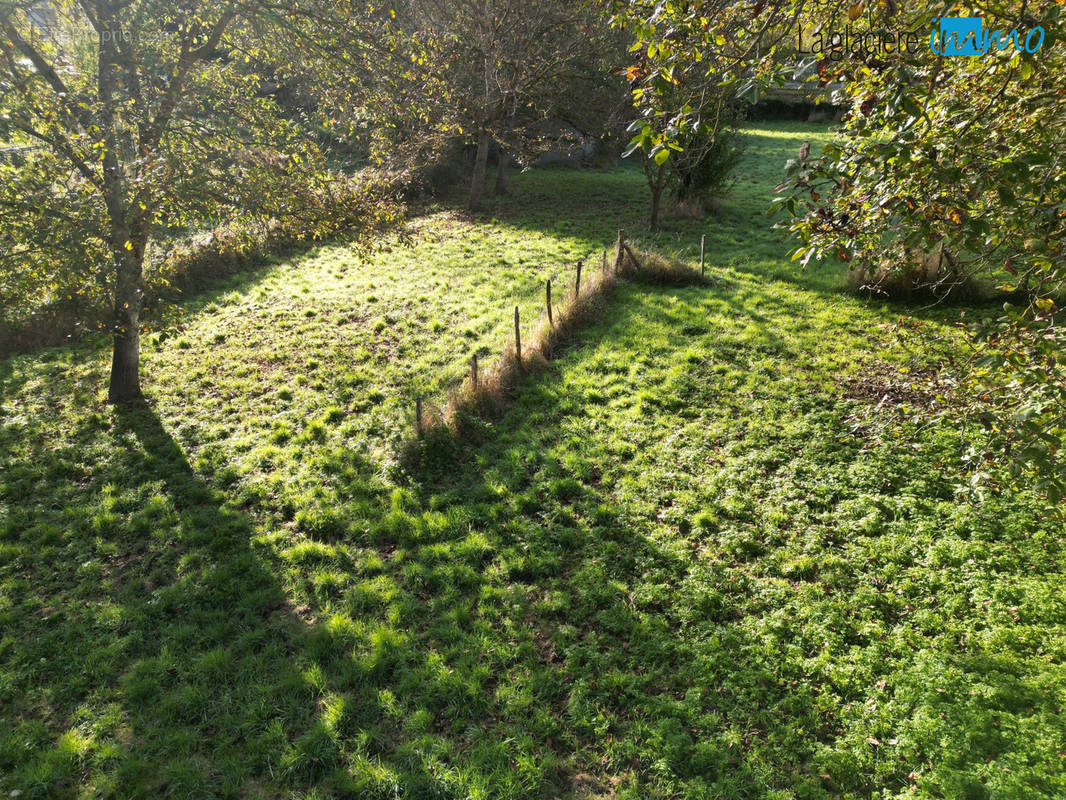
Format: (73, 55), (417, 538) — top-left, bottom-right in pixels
(774, 0), (1065, 500)
(339, 0), (621, 212)
(609, 0), (765, 229)
(615, 0), (1065, 501)
(630, 77), (745, 230)
(0, 0), (397, 402)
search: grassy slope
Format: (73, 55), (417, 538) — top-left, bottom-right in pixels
(1, 123), (1063, 799)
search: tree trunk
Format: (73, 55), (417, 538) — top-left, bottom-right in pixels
(107, 247), (144, 403)
(649, 161), (666, 231)
(98, 24), (144, 403)
(108, 307), (141, 402)
(469, 45), (496, 213)
(468, 127), (491, 211)
(495, 147), (510, 195)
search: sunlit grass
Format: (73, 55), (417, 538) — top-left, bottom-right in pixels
(1, 122), (1062, 799)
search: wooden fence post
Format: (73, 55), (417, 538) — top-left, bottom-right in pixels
(575, 261), (582, 299)
(602, 249), (607, 273)
(700, 234), (706, 277)
(415, 395), (423, 437)
(470, 353), (478, 390)
(514, 305), (521, 367)
(546, 279), (553, 327)
(615, 229), (625, 273)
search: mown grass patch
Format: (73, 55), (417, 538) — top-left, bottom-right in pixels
(1, 123), (1062, 799)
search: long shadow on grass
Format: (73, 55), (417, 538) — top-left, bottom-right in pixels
(6, 380), (744, 797)
(383, 385), (823, 796)
(0, 398), (328, 797)
(354, 287), (830, 797)
(382, 280), (1066, 799)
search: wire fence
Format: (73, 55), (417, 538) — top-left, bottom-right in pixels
(405, 228), (709, 445)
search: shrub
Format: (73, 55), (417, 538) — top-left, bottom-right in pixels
(666, 123), (746, 213)
(845, 245), (982, 303)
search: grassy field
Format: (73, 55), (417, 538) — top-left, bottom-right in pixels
(1, 123), (1063, 799)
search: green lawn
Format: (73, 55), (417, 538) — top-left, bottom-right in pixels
(1, 122), (1063, 799)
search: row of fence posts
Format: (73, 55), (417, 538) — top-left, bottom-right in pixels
(414, 229), (708, 437)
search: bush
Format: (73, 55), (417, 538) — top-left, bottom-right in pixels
(661, 96), (746, 218)
(667, 125), (745, 212)
(0, 173), (404, 357)
(845, 246), (982, 303)
(409, 139), (470, 199)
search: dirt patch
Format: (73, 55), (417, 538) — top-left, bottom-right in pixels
(534, 626), (565, 666)
(843, 362), (952, 412)
(570, 773), (623, 800)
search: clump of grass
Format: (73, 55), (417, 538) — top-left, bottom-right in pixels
(846, 246), (982, 303)
(627, 249), (708, 287)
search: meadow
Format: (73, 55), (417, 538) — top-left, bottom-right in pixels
(1, 123), (1062, 799)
